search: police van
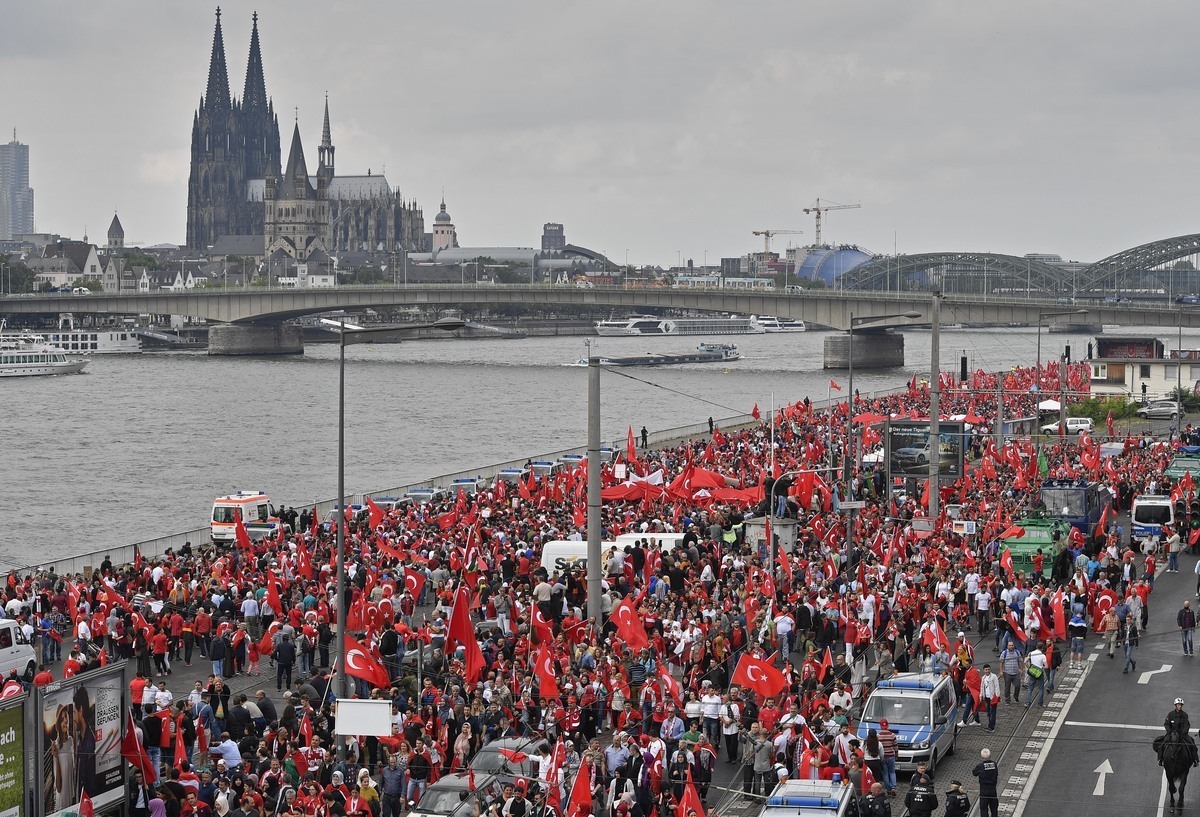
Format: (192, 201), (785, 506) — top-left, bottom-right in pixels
(857, 673), (958, 771)
(1131, 494), (1173, 544)
(760, 779), (854, 817)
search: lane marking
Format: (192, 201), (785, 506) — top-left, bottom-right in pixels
(1011, 652), (1096, 817)
(1138, 663), (1173, 684)
(1093, 759), (1113, 796)
(1062, 720), (1163, 731)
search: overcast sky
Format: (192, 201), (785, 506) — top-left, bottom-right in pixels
(5, 1), (1200, 267)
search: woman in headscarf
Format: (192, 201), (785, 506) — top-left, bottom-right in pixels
(149, 796), (168, 817)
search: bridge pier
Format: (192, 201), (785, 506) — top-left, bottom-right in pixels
(823, 329), (905, 369)
(208, 324), (303, 356)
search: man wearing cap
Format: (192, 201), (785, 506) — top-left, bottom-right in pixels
(877, 718), (898, 796)
(972, 747), (1000, 817)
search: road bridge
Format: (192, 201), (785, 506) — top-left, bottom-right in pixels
(1, 285), (1193, 363)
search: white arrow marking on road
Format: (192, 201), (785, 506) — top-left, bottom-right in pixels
(1093, 759), (1113, 796)
(1137, 664), (1173, 685)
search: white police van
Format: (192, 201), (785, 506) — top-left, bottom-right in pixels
(760, 779), (855, 817)
(856, 673), (958, 771)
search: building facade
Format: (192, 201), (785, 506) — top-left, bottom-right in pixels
(0, 132), (34, 241)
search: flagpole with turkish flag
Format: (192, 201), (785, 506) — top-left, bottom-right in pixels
(447, 585), (486, 683)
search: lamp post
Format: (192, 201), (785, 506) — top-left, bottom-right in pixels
(845, 310), (921, 559)
(585, 339), (603, 626)
(333, 315), (465, 763)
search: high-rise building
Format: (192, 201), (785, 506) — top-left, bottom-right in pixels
(0, 131), (35, 241)
(542, 223), (565, 251)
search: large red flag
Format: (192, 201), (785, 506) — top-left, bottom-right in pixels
(1051, 589), (1068, 642)
(751, 403), (761, 421)
(627, 426), (638, 462)
(265, 569), (283, 619)
(447, 586), (486, 683)
(195, 716), (208, 757)
(730, 653), (787, 697)
(404, 567), (426, 601)
(817, 646), (833, 682)
(174, 718), (188, 768)
(829, 379), (842, 392)
(534, 643), (559, 698)
(612, 596), (649, 651)
(676, 768), (706, 817)
(121, 711), (156, 781)
(234, 512), (253, 552)
(567, 760), (594, 817)
(343, 634), (391, 689)
(657, 664), (685, 709)
(999, 547), (1015, 579)
(80, 792), (94, 817)
(365, 495), (385, 529)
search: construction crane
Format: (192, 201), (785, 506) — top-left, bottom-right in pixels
(803, 198), (861, 246)
(750, 229), (803, 275)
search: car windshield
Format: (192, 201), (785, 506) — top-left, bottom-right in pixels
(1041, 488), (1088, 518)
(213, 507), (237, 523)
(863, 695), (930, 725)
(416, 790), (469, 815)
(1134, 504), (1172, 525)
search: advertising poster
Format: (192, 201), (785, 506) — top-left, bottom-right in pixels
(886, 420), (966, 479)
(40, 668), (125, 817)
(0, 699), (23, 817)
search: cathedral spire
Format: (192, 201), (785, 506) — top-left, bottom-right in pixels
(243, 10), (267, 110)
(318, 93), (335, 177)
(285, 120), (309, 182)
(204, 7), (231, 111)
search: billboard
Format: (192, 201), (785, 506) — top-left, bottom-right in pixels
(38, 666), (125, 817)
(886, 420), (966, 479)
(0, 697), (24, 817)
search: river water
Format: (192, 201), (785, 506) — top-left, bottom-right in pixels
(1, 324), (1180, 561)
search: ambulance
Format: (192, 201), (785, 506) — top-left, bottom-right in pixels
(211, 491), (283, 544)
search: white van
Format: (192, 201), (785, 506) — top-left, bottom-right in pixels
(539, 540), (617, 576)
(0, 620), (37, 681)
(1132, 494), (1173, 543)
(857, 673), (958, 771)
(211, 491), (283, 544)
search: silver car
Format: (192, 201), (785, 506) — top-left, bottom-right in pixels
(1137, 400), (1180, 420)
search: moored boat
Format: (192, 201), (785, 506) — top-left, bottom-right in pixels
(0, 337), (89, 377)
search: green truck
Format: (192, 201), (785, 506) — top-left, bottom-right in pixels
(1003, 512), (1071, 579)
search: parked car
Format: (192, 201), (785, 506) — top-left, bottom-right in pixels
(410, 773), (505, 817)
(468, 737), (548, 779)
(1137, 400), (1181, 420)
(1039, 417), (1094, 435)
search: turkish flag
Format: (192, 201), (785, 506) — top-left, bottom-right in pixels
(265, 569), (283, 618)
(404, 568), (426, 600)
(730, 653), (787, 697)
(657, 664), (685, 709)
(531, 607), (554, 644)
(447, 586), (486, 683)
(234, 512), (253, 552)
(829, 379), (842, 392)
(291, 748), (309, 778)
(612, 596), (649, 651)
(627, 426), (638, 462)
(174, 720), (188, 768)
(1091, 588), (1118, 631)
(567, 759), (594, 817)
(365, 496), (385, 529)
(534, 643), (559, 698)
(120, 711), (156, 781)
(499, 748), (529, 764)
(751, 403), (761, 421)
(572, 505), (586, 529)
(343, 634), (391, 689)
(79, 792), (94, 817)
(817, 646), (833, 682)
(195, 716), (208, 756)
(999, 547), (1015, 579)
(921, 620), (952, 654)
(676, 767), (706, 817)
(1051, 590), (1068, 642)
(1006, 610), (1027, 642)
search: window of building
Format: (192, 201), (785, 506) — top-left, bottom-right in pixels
(1090, 363), (1107, 379)
(1140, 364), (1152, 379)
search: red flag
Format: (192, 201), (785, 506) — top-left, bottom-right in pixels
(676, 767), (706, 817)
(310, 505), (321, 539)
(568, 760), (594, 817)
(80, 792), (94, 817)
(265, 569), (283, 619)
(545, 742), (566, 808)
(343, 634), (391, 689)
(499, 748), (530, 764)
(1000, 547), (1015, 579)
(612, 596), (649, 651)
(291, 749), (309, 778)
(121, 711), (156, 781)
(174, 719), (188, 768)
(730, 653), (787, 697)
(572, 505), (586, 529)
(751, 403), (761, 421)
(921, 619), (952, 654)
(829, 379), (842, 392)
(196, 717), (208, 756)
(1006, 610), (1027, 642)
(534, 643), (559, 698)
(447, 586), (486, 683)
(657, 664), (684, 709)
(404, 567), (426, 601)
(817, 646), (833, 682)
(234, 511), (253, 552)
(365, 495), (385, 529)
(628, 426), (638, 462)
(1052, 590), (1068, 642)
(299, 712), (314, 747)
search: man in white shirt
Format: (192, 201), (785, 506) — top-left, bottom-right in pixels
(774, 611), (795, 658)
(700, 686), (724, 744)
(1024, 643), (1047, 708)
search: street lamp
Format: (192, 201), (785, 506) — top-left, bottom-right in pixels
(845, 311), (921, 559)
(332, 315), (465, 763)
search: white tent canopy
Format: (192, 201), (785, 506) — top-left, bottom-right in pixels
(1037, 399), (1061, 411)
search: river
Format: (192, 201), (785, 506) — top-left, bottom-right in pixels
(1, 324), (1179, 562)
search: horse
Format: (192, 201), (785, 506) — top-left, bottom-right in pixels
(1155, 732), (1196, 814)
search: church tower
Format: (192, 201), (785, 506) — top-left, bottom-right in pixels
(265, 120), (329, 261)
(107, 213), (124, 250)
(432, 196), (458, 252)
(186, 8), (280, 249)
(318, 94), (335, 182)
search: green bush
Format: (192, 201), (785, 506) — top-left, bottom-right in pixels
(1069, 396), (1140, 422)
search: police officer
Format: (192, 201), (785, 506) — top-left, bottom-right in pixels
(972, 747), (1000, 817)
(904, 780), (938, 817)
(1166, 698), (1191, 738)
(859, 782), (892, 817)
(911, 759), (934, 787)
(943, 780), (970, 817)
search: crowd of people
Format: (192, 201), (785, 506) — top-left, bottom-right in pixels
(3, 361), (1191, 817)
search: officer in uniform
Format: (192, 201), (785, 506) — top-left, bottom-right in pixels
(904, 781), (938, 817)
(943, 780), (970, 817)
(911, 759), (934, 787)
(972, 747), (1000, 817)
(859, 782), (892, 817)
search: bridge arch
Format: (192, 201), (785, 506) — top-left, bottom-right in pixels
(1077, 233), (1200, 293)
(837, 252), (1066, 295)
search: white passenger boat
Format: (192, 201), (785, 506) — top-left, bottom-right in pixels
(0, 322), (141, 354)
(0, 337), (89, 377)
(757, 315), (807, 332)
(594, 314), (765, 336)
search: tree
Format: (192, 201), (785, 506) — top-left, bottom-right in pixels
(0, 254), (36, 293)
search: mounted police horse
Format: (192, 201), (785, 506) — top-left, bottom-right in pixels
(1155, 732), (1197, 814)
